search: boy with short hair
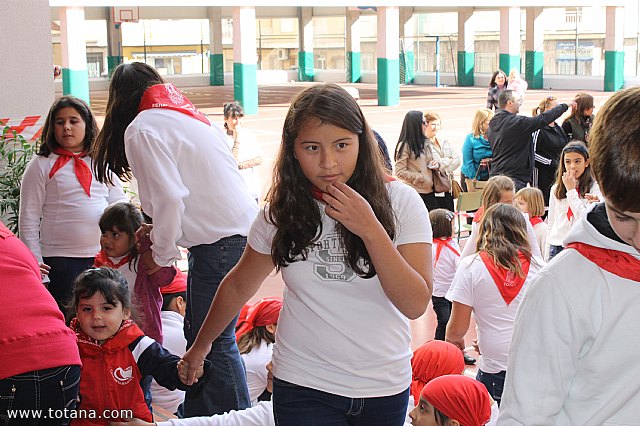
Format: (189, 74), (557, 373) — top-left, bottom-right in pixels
(498, 87), (640, 425)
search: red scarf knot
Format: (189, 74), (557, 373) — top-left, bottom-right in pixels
(94, 249), (133, 270)
(434, 237), (460, 266)
(50, 148), (92, 197)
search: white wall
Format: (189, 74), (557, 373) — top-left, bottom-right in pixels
(1, 0), (54, 118)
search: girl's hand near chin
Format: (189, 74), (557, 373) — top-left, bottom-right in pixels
(321, 182), (384, 240)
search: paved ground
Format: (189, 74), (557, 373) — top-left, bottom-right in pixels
(88, 82), (613, 361)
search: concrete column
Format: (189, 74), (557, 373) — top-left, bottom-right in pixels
(106, 7), (123, 77)
(208, 7), (224, 86)
(499, 7), (521, 75)
(60, 6), (90, 104)
(525, 7), (544, 89)
(232, 7), (258, 114)
(298, 7), (314, 82)
(346, 9), (361, 83)
(400, 7), (415, 84)
(604, 6), (624, 92)
(457, 8), (475, 87)
(377, 7), (400, 106)
(0, 0), (54, 117)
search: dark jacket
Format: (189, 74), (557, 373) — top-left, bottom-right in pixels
(487, 103), (569, 183)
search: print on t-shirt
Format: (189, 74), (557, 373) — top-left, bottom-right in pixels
(308, 232), (356, 282)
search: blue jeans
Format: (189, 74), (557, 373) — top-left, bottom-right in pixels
(272, 377), (409, 426)
(42, 257), (94, 314)
(431, 296), (452, 341)
(476, 369), (506, 406)
(0, 365), (80, 425)
(549, 245), (564, 260)
(183, 236), (250, 417)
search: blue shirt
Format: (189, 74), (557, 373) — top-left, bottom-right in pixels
(461, 133), (492, 180)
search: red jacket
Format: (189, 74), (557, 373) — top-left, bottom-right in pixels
(0, 223), (80, 379)
(71, 319), (198, 425)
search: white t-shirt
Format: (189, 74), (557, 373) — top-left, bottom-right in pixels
(151, 311), (187, 414)
(241, 340), (273, 406)
(431, 239), (460, 298)
(19, 154), (127, 261)
(446, 254), (542, 373)
(248, 180), (432, 398)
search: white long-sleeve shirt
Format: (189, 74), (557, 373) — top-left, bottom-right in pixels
(547, 182), (601, 246)
(18, 154), (127, 262)
(124, 109), (259, 266)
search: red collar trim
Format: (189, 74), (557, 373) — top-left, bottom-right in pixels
(566, 242), (640, 282)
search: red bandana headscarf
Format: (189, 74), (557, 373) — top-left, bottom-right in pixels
(410, 340), (464, 405)
(421, 375), (491, 426)
(566, 242), (640, 282)
(235, 297), (283, 340)
(479, 251), (531, 305)
(138, 83), (211, 127)
(49, 148), (92, 197)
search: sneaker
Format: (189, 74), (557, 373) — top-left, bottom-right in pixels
(463, 353), (476, 365)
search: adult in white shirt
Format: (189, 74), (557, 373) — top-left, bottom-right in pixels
(446, 204), (542, 406)
(19, 96), (127, 310)
(92, 62), (258, 417)
(179, 84), (432, 426)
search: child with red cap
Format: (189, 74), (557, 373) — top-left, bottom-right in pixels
(410, 375), (492, 426)
(236, 297), (283, 406)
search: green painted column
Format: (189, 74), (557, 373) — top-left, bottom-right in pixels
(209, 53), (224, 86)
(457, 51), (474, 87)
(347, 51), (361, 83)
(377, 58), (399, 106)
(233, 63), (257, 115)
(298, 51), (314, 82)
(404, 50), (415, 84)
(499, 54), (520, 75)
(107, 56), (123, 77)
(525, 50), (544, 89)
(604, 51), (624, 92)
(62, 68), (90, 104)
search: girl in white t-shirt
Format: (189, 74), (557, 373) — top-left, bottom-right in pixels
(179, 83), (432, 426)
(19, 96), (127, 310)
(461, 176), (542, 260)
(446, 204), (542, 406)
(428, 209), (460, 341)
(235, 297), (282, 406)
(547, 141), (601, 260)
(514, 187), (548, 259)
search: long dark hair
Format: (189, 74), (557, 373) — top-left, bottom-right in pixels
(395, 110), (430, 161)
(92, 62), (165, 184)
(266, 83), (394, 279)
(38, 96), (98, 157)
(566, 92), (594, 126)
(554, 141), (594, 200)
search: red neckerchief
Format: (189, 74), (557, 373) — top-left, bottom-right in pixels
(310, 176), (396, 202)
(529, 216), (544, 227)
(94, 249), (133, 269)
(567, 187), (580, 221)
(49, 148), (92, 197)
(434, 237), (460, 266)
(566, 242), (640, 282)
(472, 205), (485, 223)
(479, 251), (531, 305)
(138, 83), (210, 127)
